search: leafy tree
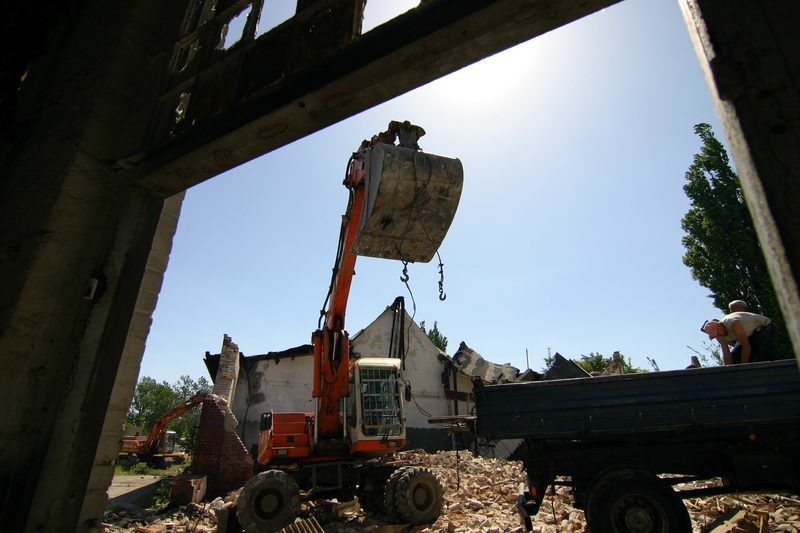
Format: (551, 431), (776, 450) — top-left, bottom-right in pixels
(169, 376), (212, 453)
(127, 377), (180, 430)
(575, 352), (645, 374)
(542, 350), (646, 374)
(419, 320), (448, 352)
(127, 375), (212, 453)
(681, 123), (789, 355)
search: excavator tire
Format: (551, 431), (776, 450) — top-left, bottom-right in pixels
(382, 467), (404, 522)
(356, 466), (393, 516)
(237, 470), (300, 532)
(387, 466), (443, 524)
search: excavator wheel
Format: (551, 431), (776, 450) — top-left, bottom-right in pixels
(386, 466), (443, 524)
(237, 470), (300, 532)
(356, 466), (392, 515)
(382, 467), (404, 522)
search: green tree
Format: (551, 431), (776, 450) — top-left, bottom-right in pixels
(127, 377), (180, 430)
(575, 352), (645, 374)
(127, 375), (211, 453)
(168, 375), (212, 453)
(419, 320), (448, 352)
(681, 123), (789, 355)
(542, 350), (646, 374)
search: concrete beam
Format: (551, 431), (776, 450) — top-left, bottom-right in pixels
(131, 0), (621, 196)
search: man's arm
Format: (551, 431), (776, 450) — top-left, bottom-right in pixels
(718, 339), (732, 365)
(730, 320), (752, 363)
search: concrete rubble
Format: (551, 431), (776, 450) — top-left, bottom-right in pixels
(101, 450), (800, 532)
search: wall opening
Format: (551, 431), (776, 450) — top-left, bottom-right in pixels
(220, 5), (253, 49)
(256, 0), (296, 38)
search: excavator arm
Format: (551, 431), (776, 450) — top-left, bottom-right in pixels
(311, 121), (463, 445)
(141, 393), (209, 453)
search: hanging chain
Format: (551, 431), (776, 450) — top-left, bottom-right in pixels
(437, 252), (447, 301)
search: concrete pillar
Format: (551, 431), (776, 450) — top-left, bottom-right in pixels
(0, 2), (188, 531)
(78, 193), (186, 527)
(680, 0), (800, 361)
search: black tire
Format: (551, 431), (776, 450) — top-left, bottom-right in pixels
(585, 469), (691, 533)
(389, 466), (443, 524)
(382, 467), (404, 522)
(356, 467), (392, 515)
(357, 490), (383, 514)
(237, 470), (300, 532)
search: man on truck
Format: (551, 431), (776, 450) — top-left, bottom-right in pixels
(701, 309), (777, 364)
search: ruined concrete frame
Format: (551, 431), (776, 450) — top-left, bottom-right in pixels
(2, 0), (799, 531)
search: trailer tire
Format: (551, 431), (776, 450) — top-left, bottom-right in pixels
(585, 469), (690, 533)
(237, 470), (300, 532)
(389, 466), (443, 524)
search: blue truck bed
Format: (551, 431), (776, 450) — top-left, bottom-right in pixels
(474, 359), (800, 441)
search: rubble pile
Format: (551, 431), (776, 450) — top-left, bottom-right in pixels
(102, 450), (800, 532)
(398, 450), (581, 533)
(685, 491), (800, 532)
(102, 501), (217, 532)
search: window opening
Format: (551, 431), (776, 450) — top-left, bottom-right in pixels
(256, 0), (295, 38)
(220, 5), (253, 49)
(173, 40), (199, 73)
(362, 0), (419, 33)
(175, 92), (191, 124)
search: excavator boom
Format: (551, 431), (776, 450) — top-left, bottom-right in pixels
(240, 122), (460, 531)
(120, 392), (209, 455)
(311, 120), (463, 446)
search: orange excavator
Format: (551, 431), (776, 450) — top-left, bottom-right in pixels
(119, 392), (209, 468)
(236, 121), (463, 531)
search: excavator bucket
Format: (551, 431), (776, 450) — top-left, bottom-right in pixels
(352, 143), (463, 263)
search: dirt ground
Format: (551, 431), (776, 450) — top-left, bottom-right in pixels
(107, 475), (162, 504)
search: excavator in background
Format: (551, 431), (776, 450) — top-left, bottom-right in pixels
(236, 121), (464, 531)
(119, 392), (209, 468)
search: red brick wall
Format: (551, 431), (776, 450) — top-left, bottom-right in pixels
(193, 397), (253, 496)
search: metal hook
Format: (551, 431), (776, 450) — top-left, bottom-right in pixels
(400, 261), (410, 283)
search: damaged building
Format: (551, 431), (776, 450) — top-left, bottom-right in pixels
(204, 297), (526, 458)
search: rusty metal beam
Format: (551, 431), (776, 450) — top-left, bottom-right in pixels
(130, 0), (620, 196)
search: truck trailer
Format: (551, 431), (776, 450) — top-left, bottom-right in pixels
(471, 359), (800, 532)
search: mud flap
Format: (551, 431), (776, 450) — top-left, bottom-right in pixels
(353, 143), (463, 263)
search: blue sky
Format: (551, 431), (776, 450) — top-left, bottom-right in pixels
(140, 0), (727, 384)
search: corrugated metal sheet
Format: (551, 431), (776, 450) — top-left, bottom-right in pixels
(474, 360), (800, 440)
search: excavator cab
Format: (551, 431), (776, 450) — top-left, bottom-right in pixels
(346, 358), (407, 455)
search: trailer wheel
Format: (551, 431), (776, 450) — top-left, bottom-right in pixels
(389, 466), (443, 524)
(237, 470), (300, 532)
(585, 469), (690, 533)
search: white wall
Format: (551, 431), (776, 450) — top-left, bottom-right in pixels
(229, 301), (480, 453)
